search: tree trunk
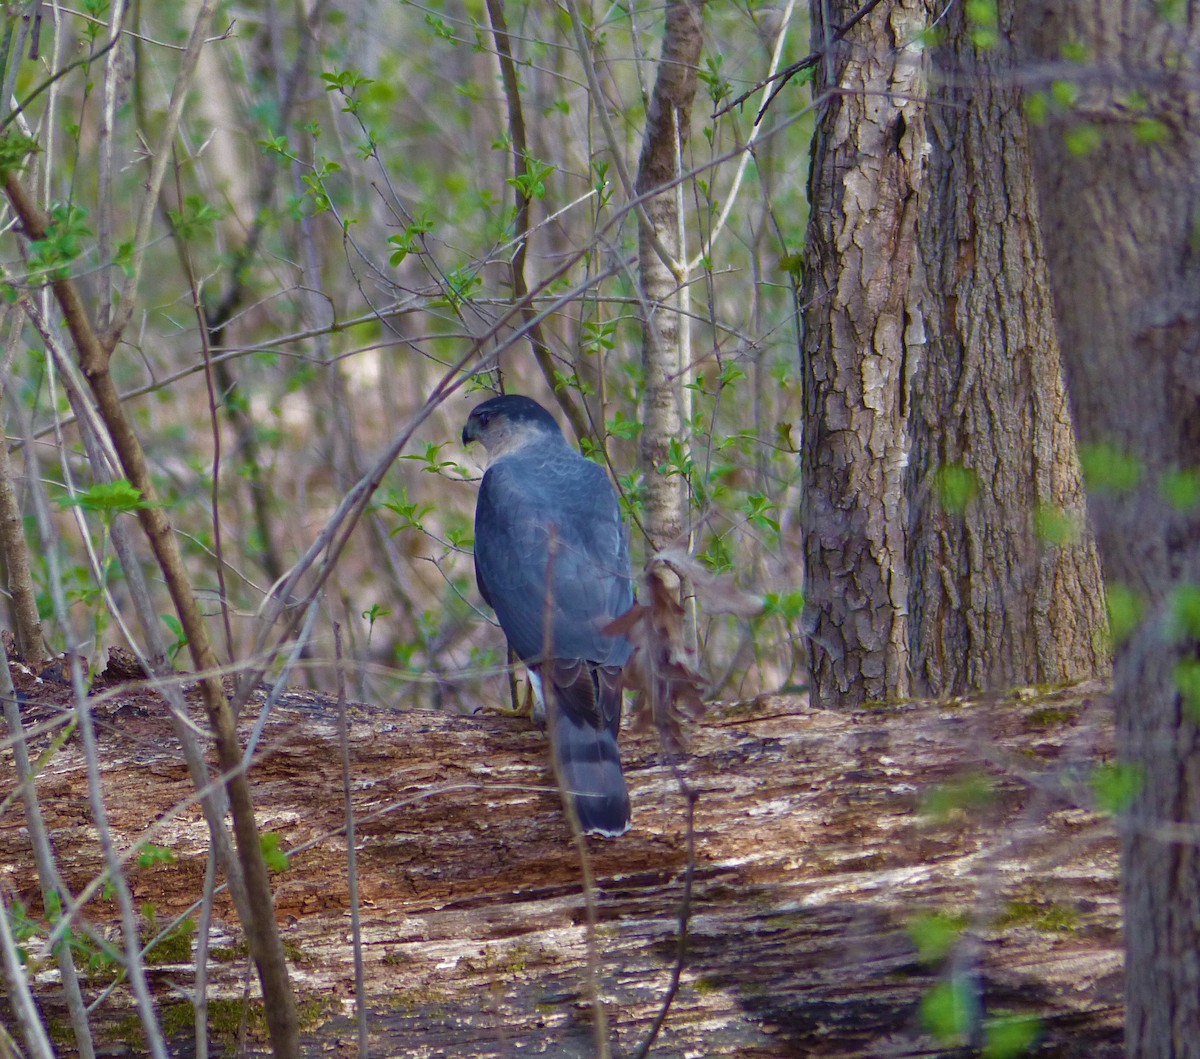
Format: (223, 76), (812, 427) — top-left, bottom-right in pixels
(1018, 5), (1200, 1054)
(636, 0), (703, 552)
(908, 1), (1108, 695)
(0, 389), (49, 666)
(801, 0), (1110, 708)
(800, 1), (928, 706)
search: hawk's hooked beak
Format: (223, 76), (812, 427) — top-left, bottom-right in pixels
(462, 416), (478, 446)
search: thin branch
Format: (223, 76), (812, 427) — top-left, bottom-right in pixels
(0, 888), (55, 1059)
(715, 0), (886, 123)
(334, 621), (370, 1059)
(686, 0), (797, 273)
(95, 0), (128, 329)
(542, 530), (611, 1059)
(103, 0), (221, 350)
(631, 788), (697, 1059)
(0, 32), (121, 133)
(0, 644), (95, 1059)
(72, 652), (170, 1059)
(0, 307), (49, 664)
(564, 0), (679, 274)
(484, 0), (589, 441)
(193, 849), (217, 1059)
(4, 168), (302, 1058)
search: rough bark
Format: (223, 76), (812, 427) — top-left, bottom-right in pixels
(1017, 5), (1200, 1054)
(908, 1), (1108, 695)
(800, 1), (928, 706)
(0, 663), (1122, 1056)
(636, 0), (704, 551)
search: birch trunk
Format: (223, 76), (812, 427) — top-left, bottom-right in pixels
(635, 0), (704, 552)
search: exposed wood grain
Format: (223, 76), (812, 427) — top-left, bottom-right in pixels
(1, 667), (1122, 1056)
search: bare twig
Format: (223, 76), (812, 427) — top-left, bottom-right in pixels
(0, 641), (95, 1059)
(71, 651), (169, 1059)
(715, 0), (886, 123)
(564, 0), (678, 273)
(10, 297), (255, 940)
(686, 0), (796, 272)
(4, 167), (301, 1059)
(631, 787), (697, 1059)
(334, 621), (370, 1059)
(0, 888), (55, 1059)
(542, 529), (611, 1059)
(173, 148), (237, 664)
(484, 0), (588, 441)
(103, 0), (221, 349)
(96, 0), (129, 329)
(193, 847), (217, 1059)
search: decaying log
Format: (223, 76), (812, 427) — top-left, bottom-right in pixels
(0, 665), (1122, 1056)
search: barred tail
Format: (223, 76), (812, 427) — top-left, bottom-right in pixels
(552, 711), (631, 836)
(544, 660), (631, 837)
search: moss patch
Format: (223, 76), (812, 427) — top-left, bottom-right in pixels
(1024, 706), (1080, 730)
(144, 918), (196, 965)
(997, 900), (1078, 935)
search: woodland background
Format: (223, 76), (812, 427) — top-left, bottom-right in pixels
(0, 0), (1196, 1057)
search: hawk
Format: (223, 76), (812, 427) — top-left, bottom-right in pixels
(462, 394), (634, 837)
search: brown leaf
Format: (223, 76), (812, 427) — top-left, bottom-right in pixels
(609, 557), (710, 753)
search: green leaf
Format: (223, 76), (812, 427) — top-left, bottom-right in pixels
(744, 492), (780, 533)
(1173, 658), (1200, 720)
(0, 132), (40, 177)
(1104, 583), (1143, 647)
(1034, 503), (1078, 546)
(1134, 117), (1170, 145)
(57, 479), (152, 516)
(1024, 91), (1050, 126)
(762, 589), (804, 620)
(1162, 468), (1200, 511)
(167, 194), (223, 238)
(935, 464), (979, 515)
(907, 910), (968, 965)
(507, 156), (555, 201)
(698, 52), (731, 104)
(27, 202), (92, 283)
(161, 614), (187, 662)
(1168, 583), (1200, 640)
(983, 1014), (1042, 1059)
(777, 252), (804, 278)
(921, 774), (994, 821)
(1050, 80), (1080, 108)
(1079, 442), (1141, 493)
(258, 133), (292, 157)
(1064, 122), (1103, 156)
(260, 833), (290, 873)
(965, 0), (999, 48)
(920, 978), (975, 1043)
(1060, 39), (1089, 62)
(1090, 761), (1143, 815)
(138, 844), (177, 869)
(605, 410), (640, 441)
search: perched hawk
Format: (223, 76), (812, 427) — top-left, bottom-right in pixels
(462, 394), (634, 837)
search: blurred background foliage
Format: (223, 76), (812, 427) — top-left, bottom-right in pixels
(3, 0), (812, 709)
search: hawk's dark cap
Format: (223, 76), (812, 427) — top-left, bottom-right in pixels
(462, 394), (562, 445)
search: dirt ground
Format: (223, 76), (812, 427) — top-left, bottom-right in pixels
(0, 661), (1122, 1056)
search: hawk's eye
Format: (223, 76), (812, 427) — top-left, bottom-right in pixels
(477, 411), (492, 427)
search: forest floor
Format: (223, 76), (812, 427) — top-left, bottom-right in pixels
(0, 660), (1122, 1057)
